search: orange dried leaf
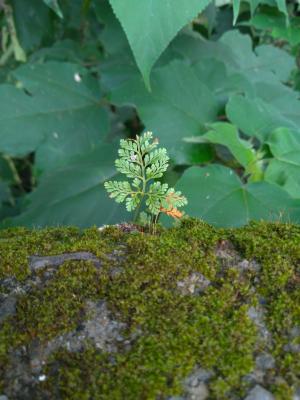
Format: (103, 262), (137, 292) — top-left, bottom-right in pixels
(160, 206), (183, 219)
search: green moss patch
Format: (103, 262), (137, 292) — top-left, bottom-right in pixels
(0, 219), (299, 399)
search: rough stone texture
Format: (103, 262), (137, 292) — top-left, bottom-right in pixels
(215, 240), (261, 274)
(255, 353), (275, 371)
(293, 387), (300, 400)
(1, 222), (300, 399)
(177, 272), (211, 295)
(247, 306), (272, 345)
(168, 368), (213, 400)
(0, 295), (17, 323)
(184, 368), (214, 386)
(185, 382), (209, 400)
(245, 385), (275, 400)
(4, 300), (129, 399)
(29, 252), (101, 272)
(284, 326), (300, 353)
(184, 368), (213, 400)
(244, 385), (275, 400)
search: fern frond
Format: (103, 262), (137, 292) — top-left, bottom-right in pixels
(115, 159), (142, 179)
(104, 181), (132, 203)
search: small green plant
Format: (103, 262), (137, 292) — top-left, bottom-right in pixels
(104, 132), (187, 231)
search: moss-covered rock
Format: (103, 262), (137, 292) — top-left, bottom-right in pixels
(0, 219), (299, 399)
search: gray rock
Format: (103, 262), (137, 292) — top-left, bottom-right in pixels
(0, 296), (17, 323)
(29, 252), (101, 272)
(185, 368), (214, 386)
(290, 325), (300, 339)
(244, 385), (275, 400)
(247, 306), (272, 344)
(168, 397), (185, 400)
(284, 326), (300, 353)
(243, 370), (265, 385)
(284, 342), (300, 353)
(177, 273), (211, 295)
(44, 300), (127, 354)
(291, 326), (300, 338)
(255, 353), (275, 371)
(237, 259), (261, 273)
(183, 368), (212, 400)
(0, 395), (8, 400)
(4, 300), (128, 399)
(186, 382), (208, 400)
(293, 387), (300, 400)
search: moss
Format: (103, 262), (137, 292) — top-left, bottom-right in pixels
(0, 219), (300, 399)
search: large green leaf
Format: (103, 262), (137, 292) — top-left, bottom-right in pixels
(226, 87), (300, 141)
(108, 0), (211, 88)
(250, 11), (300, 46)
(184, 122), (264, 181)
(0, 181), (10, 204)
(265, 128), (300, 198)
(175, 164), (299, 227)
(0, 62), (109, 172)
(11, 0), (52, 51)
(171, 30), (295, 92)
(7, 143), (129, 228)
(111, 60), (219, 164)
(42, 0), (63, 18)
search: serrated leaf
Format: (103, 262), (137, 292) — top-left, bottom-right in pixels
(175, 164), (300, 227)
(108, 0), (211, 88)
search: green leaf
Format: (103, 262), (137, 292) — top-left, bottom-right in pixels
(233, 0), (288, 20)
(226, 89), (300, 141)
(175, 164), (299, 227)
(255, 45), (295, 82)
(110, 60), (219, 164)
(265, 128), (300, 198)
(108, 0), (211, 88)
(185, 122), (264, 181)
(233, 0), (241, 24)
(0, 62), (109, 171)
(251, 12), (300, 46)
(11, 0), (52, 51)
(43, 0), (63, 18)
(172, 30), (294, 86)
(6, 143), (129, 228)
(0, 181), (11, 204)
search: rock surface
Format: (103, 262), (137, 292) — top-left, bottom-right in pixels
(244, 385), (275, 400)
(0, 221), (299, 399)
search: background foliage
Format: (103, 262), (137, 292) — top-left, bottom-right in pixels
(0, 0), (300, 228)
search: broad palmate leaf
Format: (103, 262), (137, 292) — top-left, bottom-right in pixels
(175, 165), (300, 227)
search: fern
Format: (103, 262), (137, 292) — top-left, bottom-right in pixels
(104, 132), (188, 226)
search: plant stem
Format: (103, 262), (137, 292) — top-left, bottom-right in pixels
(133, 138), (146, 223)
